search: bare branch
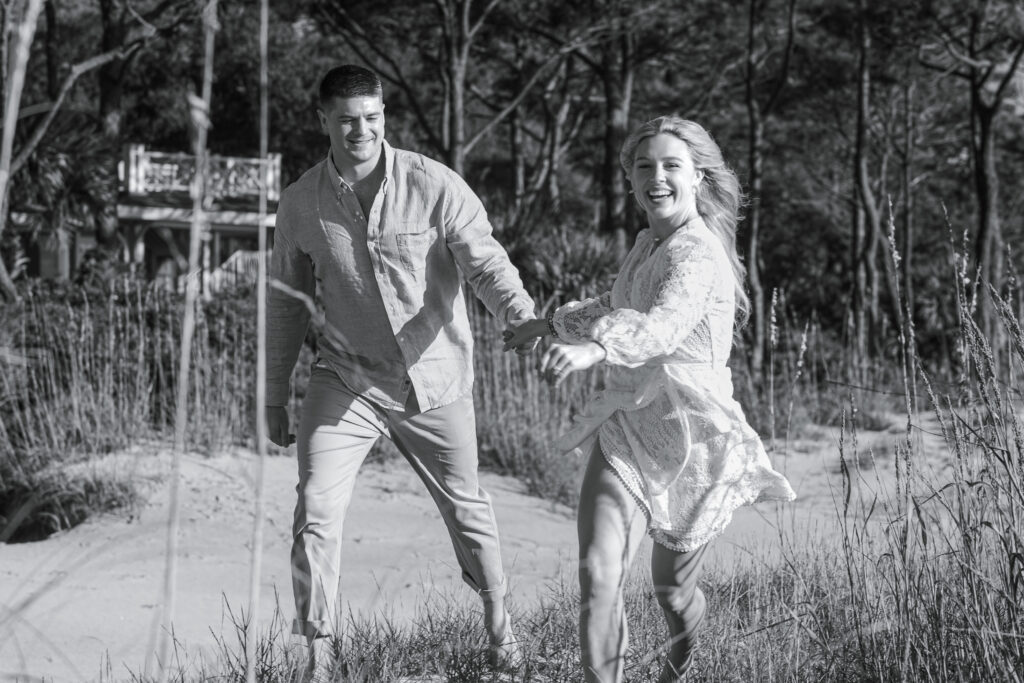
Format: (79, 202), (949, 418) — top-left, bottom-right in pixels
(764, 0), (797, 116)
(468, 0), (503, 39)
(10, 34), (151, 176)
(314, 5), (445, 154)
(464, 57), (557, 155)
(991, 41), (1024, 105)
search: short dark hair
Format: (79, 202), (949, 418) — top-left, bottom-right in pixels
(318, 65), (383, 106)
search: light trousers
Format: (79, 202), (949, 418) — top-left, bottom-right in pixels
(291, 365), (506, 638)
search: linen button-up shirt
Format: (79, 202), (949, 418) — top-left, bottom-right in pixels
(266, 141), (535, 411)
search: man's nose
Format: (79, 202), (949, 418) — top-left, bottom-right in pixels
(353, 117), (367, 133)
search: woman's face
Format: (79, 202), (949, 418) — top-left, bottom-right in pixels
(629, 133), (703, 227)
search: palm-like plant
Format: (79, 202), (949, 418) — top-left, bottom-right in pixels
(8, 112), (118, 263)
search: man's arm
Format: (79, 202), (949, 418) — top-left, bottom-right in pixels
(442, 171), (536, 327)
(266, 193), (315, 412)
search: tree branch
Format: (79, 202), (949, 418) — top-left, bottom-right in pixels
(468, 0), (503, 39)
(764, 0), (797, 116)
(464, 55), (557, 155)
(11, 29), (154, 177)
(315, 5), (445, 154)
(991, 40), (1024, 105)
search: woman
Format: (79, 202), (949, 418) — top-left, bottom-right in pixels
(504, 116), (796, 682)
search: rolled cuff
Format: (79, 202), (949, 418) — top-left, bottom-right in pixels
(292, 618), (331, 639)
(266, 381), (290, 407)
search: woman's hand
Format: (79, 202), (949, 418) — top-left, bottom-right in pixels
(540, 342), (606, 387)
(503, 318), (550, 353)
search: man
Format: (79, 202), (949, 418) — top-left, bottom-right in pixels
(265, 64), (536, 679)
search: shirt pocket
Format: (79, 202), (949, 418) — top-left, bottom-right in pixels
(395, 223), (439, 271)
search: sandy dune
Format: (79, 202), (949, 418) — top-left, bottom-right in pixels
(0, 415), (931, 682)
(1, 448), (580, 682)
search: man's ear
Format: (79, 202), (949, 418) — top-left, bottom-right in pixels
(316, 108), (328, 134)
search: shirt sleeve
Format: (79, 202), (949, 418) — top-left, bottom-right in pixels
(266, 190), (314, 406)
(550, 292), (613, 343)
(442, 171), (536, 323)
(589, 234), (718, 368)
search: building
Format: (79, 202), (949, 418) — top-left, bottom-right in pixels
(28, 144), (279, 290)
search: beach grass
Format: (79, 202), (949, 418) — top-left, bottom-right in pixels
(3, 261), (1023, 681)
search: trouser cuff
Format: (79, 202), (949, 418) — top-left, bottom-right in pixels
(292, 618), (332, 639)
(468, 573), (507, 603)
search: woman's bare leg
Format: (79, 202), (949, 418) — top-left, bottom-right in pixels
(650, 541), (710, 682)
(577, 445), (648, 683)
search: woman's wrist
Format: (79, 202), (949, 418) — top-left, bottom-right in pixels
(545, 309), (558, 339)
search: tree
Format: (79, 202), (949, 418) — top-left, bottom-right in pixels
(311, 0), (573, 177)
(0, 0), (46, 300)
(744, 0), (797, 376)
(921, 0), (1024, 342)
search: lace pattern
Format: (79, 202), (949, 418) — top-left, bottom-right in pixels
(552, 223), (796, 551)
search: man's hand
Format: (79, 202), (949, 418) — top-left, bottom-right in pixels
(503, 317), (548, 355)
(266, 405), (295, 447)
(540, 342), (606, 387)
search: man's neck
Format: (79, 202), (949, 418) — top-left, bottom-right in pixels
(332, 148), (383, 186)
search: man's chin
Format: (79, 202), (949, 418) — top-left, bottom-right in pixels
(346, 144), (380, 161)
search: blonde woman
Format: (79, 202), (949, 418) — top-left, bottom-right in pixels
(505, 116), (796, 682)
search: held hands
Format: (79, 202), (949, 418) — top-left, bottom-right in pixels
(540, 341), (606, 387)
(501, 316), (606, 386)
(502, 317), (548, 355)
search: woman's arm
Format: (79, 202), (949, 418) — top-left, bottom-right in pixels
(589, 234), (719, 367)
(501, 291), (612, 350)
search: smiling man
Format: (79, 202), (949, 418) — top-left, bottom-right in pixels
(264, 65), (535, 681)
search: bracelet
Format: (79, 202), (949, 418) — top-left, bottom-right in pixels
(545, 309), (558, 339)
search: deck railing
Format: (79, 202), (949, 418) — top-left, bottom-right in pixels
(123, 144), (281, 202)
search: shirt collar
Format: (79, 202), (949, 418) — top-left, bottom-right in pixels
(324, 140), (394, 194)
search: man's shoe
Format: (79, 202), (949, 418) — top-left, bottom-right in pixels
(488, 624), (523, 671)
(302, 638), (334, 683)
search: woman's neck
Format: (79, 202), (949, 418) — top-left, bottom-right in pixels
(649, 208), (700, 241)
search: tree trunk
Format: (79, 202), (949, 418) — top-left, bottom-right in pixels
(97, 0), (126, 243)
(44, 0), (58, 99)
(600, 33), (633, 251)
(448, 54), (467, 176)
(901, 81), (915, 317)
(509, 105), (525, 220)
(745, 106), (767, 377)
(972, 98), (1002, 341)
(744, 0), (766, 377)
(854, 0), (883, 356)
(98, 0), (125, 140)
(0, 0), (47, 302)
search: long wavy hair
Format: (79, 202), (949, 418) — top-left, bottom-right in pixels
(620, 115), (749, 325)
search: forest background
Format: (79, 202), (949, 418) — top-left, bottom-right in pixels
(3, 0), (1023, 372)
(2, 0), (1024, 681)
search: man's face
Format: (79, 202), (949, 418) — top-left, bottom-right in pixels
(317, 95), (385, 169)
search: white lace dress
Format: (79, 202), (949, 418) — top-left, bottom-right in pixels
(551, 221), (796, 552)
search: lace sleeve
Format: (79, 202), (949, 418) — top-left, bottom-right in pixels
(550, 291), (613, 343)
(591, 235), (718, 367)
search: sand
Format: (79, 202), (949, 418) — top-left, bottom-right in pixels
(0, 414), (935, 682)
